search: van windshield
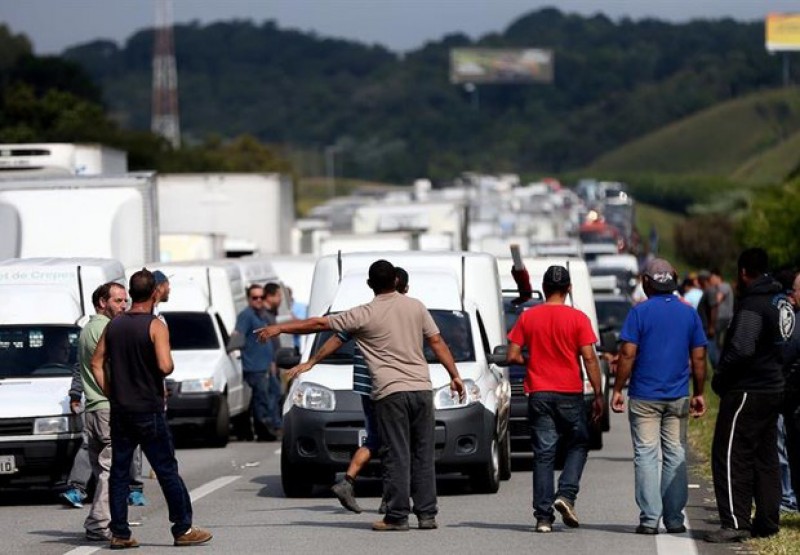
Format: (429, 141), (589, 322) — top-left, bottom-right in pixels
(310, 309), (475, 364)
(161, 312), (220, 350)
(0, 325), (80, 378)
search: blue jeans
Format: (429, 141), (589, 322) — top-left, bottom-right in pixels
(266, 372), (283, 429)
(244, 372), (270, 429)
(778, 414), (798, 510)
(628, 397), (689, 529)
(109, 411), (192, 539)
(528, 392), (589, 522)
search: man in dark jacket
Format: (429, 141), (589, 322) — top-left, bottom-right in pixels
(705, 248), (796, 543)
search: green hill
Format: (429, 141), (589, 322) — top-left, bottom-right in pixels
(590, 87), (800, 184)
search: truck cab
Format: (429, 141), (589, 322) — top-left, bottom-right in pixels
(0, 257), (124, 489)
(279, 251), (510, 497)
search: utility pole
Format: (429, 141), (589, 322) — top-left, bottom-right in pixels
(152, 0), (181, 148)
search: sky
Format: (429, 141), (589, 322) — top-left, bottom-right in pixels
(0, 0), (797, 55)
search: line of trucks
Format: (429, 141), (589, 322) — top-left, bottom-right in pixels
(0, 143), (615, 497)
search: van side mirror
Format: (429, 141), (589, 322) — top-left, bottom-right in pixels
(226, 333), (245, 353)
(487, 345), (509, 366)
(275, 347), (301, 369)
(598, 331), (619, 354)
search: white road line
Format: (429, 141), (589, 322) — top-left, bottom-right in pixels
(656, 521), (699, 555)
(62, 476), (241, 555)
(189, 475), (240, 503)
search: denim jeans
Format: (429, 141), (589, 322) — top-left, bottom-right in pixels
(375, 391), (437, 523)
(528, 392), (589, 522)
(628, 397), (689, 529)
(109, 411), (192, 539)
(266, 371), (283, 429)
(243, 372), (270, 429)
(778, 414), (798, 510)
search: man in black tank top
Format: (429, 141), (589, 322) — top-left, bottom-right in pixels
(91, 269), (212, 549)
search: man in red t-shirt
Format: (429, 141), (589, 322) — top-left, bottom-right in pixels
(507, 265), (604, 533)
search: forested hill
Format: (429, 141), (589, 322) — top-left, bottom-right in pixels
(63, 8), (792, 182)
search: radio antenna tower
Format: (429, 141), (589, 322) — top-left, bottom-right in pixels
(151, 0), (181, 148)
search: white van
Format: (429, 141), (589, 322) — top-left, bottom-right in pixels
(0, 258), (125, 488)
(496, 256), (613, 452)
(142, 261), (250, 446)
(279, 251), (511, 496)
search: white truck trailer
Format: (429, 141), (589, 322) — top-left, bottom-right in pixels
(0, 173), (159, 268)
(0, 143), (127, 177)
(157, 173), (295, 257)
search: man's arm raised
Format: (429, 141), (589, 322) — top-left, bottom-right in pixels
(256, 316), (331, 343)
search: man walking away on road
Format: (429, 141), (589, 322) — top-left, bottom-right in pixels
(231, 284), (276, 441)
(705, 248), (794, 543)
(506, 265), (604, 533)
(80, 282), (129, 541)
(285, 267), (410, 514)
(257, 259), (465, 532)
(778, 269), (800, 511)
(92, 269), (212, 549)
(611, 258), (707, 535)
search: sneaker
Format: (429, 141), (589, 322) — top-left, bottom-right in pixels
(535, 519), (553, 533)
(553, 497), (579, 528)
(704, 527), (750, 543)
(331, 480), (362, 513)
(665, 524), (687, 534)
(85, 529), (111, 542)
(418, 518), (438, 530)
(372, 519), (409, 532)
(110, 536), (139, 549)
(378, 498), (388, 515)
(60, 488), (85, 508)
(128, 491), (148, 507)
(173, 527), (213, 546)
(635, 525), (659, 535)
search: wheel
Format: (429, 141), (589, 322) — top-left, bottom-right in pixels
(209, 396), (230, 448)
(601, 367), (611, 432)
(588, 420), (603, 450)
(499, 428), (512, 481)
(469, 435), (501, 493)
(281, 448), (314, 498)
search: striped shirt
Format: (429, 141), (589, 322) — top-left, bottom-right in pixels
(336, 331), (371, 396)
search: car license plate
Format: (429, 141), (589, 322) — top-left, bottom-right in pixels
(357, 429), (367, 447)
(0, 455), (16, 474)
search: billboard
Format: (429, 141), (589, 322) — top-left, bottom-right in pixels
(450, 48), (554, 84)
(766, 13), (800, 52)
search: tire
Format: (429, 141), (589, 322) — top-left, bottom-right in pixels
(281, 448), (314, 498)
(499, 428), (512, 481)
(588, 420), (603, 450)
(601, 367), (611, 432)
(209, 395), (230, 448)
(470, 435), (501, 494)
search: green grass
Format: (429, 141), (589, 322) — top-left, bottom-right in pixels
(590, 87), (800, 183)
(633, 202), (688, 269)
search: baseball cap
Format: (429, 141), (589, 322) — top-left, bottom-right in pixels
(152, 270), (170, 285)
(643, 258), (677, 293)
(542, 265), (571, 288)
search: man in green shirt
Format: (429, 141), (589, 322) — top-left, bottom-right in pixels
(81, 282), (128, 541)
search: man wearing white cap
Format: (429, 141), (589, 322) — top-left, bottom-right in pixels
(612, 257), (707, 535)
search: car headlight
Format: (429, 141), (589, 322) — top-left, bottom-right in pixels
(434, 379), (481, 409)
(181, 378), (216, 393)
(291, 382), (336, 411)
(34, 415), (79, 434)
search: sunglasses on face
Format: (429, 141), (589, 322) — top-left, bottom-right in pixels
(250, 295), (265, 300)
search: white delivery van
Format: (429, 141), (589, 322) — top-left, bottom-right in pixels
(279, 251), (510, 497)
(496, 256), (614, 452)
(0, 257), (125, 488)
(141, 261), (250, 446)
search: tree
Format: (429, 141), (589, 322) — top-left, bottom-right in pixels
(738, 179), (800, 269)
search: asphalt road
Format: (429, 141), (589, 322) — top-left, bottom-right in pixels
(0, 411), (730, 554)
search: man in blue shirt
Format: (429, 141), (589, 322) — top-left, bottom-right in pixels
(233, 284), (275, 441)
(611, 258), (707, 535)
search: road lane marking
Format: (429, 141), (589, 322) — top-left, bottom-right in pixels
(63, 476), (241, 555)
(656, 520), (699, 555)
(190, 475), (240, 503)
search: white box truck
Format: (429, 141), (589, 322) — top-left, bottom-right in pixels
(0, 173), (159, 268)
(141, 261), (250, 446)
(0, 143), (127, 177)
(279, 251), (511, 496)
(0, 257), (125, 488)
(351, 201), (467, 251)
(157, 173), (294, 257)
